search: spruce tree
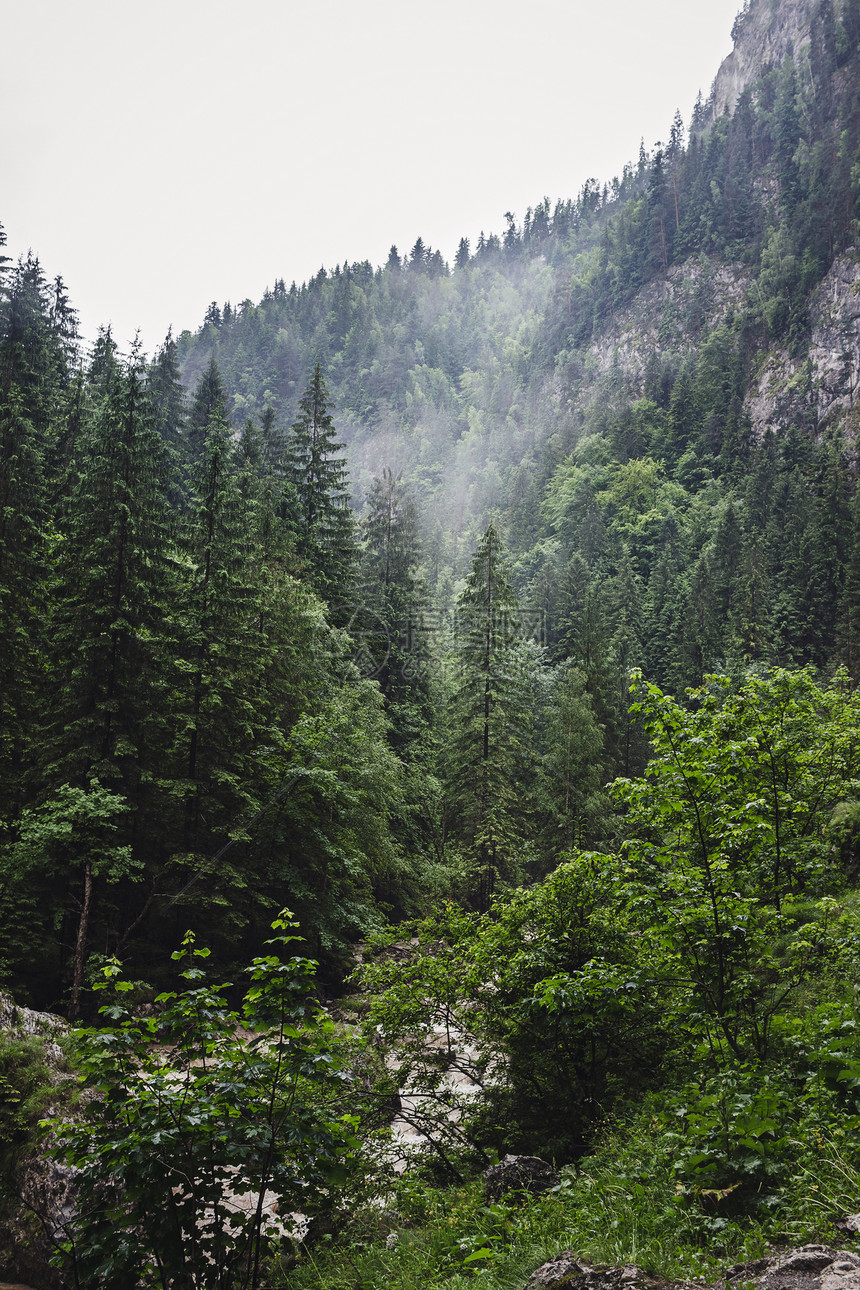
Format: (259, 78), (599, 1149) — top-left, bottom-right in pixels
(535, 664), (605, 865)
(445, 524), (533, 908)
(286, 363), (356, 611)
(147, 329), (187, 465)
(838, 484), (860, 679)
(177, 401), (258, 869)
(0, 264), (53, 822)
(42, 345), (174, 1013)
(186, 355), (228, 465)
(357, 468), (431, 754)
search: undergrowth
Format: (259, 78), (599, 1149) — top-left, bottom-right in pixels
(277, 1106), (860, 1290)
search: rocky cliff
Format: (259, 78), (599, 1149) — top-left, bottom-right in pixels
(0, 997), (73, 1290)
(709, 0), (826, 117)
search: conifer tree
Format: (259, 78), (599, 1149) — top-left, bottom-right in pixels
(286, 363), (356, 611)
(42, 345), (174, 1013)
(0, 259), (55, 821)
(177, 400), (260, 872)
(357, 468), (431, 754)
(838, 485), (860, 679)
(445, 524), (533, 908)
(186, 355), (228, 465)
(535, 664), (605, 864)
(147, 329), (187, 464)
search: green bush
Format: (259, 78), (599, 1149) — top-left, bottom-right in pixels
(46, 911), (360, 1290)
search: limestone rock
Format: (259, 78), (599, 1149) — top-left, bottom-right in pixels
(744, 253), (860, 440)
(709, 0), (819, 120)
(484, 1154), (560, 1200)
(723, 1244), (860, 1290)
(525, 1247), (860, 1290)
(586, 258), (750, 382)
(524, 1255), (695, 1290)
(0, 994), (73, 1290)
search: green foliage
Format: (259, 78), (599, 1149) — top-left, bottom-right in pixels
(358, 854), (663, 1163)
(286, 363), (356, 611)
(0, 1031), (54, 1210)
(614, 668), (860, 1061)
(443, 525), (536, 907)
(47, 912), (359, 1289)
(8, 16), (860, 1281)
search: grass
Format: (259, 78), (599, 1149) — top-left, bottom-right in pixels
(275, 1108), (860, 1290)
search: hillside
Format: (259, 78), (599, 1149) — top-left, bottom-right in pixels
(7, 1), (860, 1286)
(174, 0), (860, 692)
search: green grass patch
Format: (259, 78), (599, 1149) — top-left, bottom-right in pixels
(278, 1101), (860, 1290)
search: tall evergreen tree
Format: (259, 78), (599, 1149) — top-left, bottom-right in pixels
(0, 264), (53, 822)
(147, 329), (186, 467)
(286, 363), (356, 611)
(186, 355), (228, 465)
(535, 664), (605, 865)
(39, 346), (174, 1013)
(444, 524), (533, 908)
(357, 468), (431, 754)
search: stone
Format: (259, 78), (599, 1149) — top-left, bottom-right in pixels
(525, 1252), (588, 1289)
(820, 1254), (860, 1290)
(484, 1154), (560, 1200)
(0, 994), (74, 1290)
(524, 1256), (695, 1290)
(524, 1246), (860, 1290)
(777, 1247), (841, 1274)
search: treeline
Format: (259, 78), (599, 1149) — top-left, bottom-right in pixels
(181, 0), (860, 422)
(0, 234), (625, 1013)
(0, 246), (420, 1010)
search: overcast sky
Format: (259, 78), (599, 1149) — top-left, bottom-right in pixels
(3, 0), (742, 353)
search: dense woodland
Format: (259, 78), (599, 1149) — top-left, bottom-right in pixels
(8, 0), (860, 1284)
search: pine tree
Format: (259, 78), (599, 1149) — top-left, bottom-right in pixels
(286, 363), (356, 611)
(147, 329), (186, 464)
(535, 664), (605, 864)
(186, 355), (228, 465)
(445, 524), (533, 908)
(43, 345), (174, 1013)
(357, 469), (431, 752)
(838, 484), (860, 679)
(0, 264), (53, 822)
(454, 237), (471, 269)
(177, 401), (258, 869)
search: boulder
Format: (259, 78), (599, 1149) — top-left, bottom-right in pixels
(524, 1255), (694, 1290)
(0, 994), (73, 1290)
(484, 1154), (560, 1200)
(524, 1247), (860, 1290)
(724, 1245), (860, 1290)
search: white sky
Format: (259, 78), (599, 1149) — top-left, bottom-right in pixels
(2, 0), (742, 353)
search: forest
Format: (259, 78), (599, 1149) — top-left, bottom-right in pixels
(6, 0), (860, 1285)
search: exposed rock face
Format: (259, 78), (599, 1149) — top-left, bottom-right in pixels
(745, 251), (860, 438)
(484, 1154), (560, 1200)
(709, 0), (821, 119)
(523, 1247), (860, 1290)
(585, 245), (860, 443)
(0, 995), (73, 1290)
(587, 258), (750, 382)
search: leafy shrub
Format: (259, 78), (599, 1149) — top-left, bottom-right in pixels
(47, 911), (360, 1290)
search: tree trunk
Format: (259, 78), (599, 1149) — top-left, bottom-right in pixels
(69, 858), (93, 1020)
